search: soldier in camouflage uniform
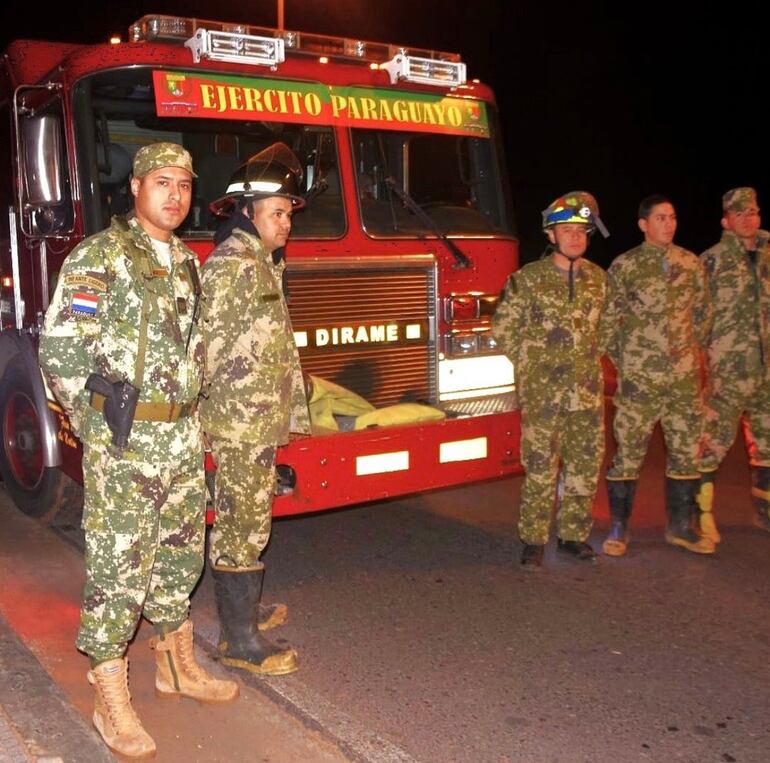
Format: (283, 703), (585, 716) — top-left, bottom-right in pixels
(603, 195), (714, 557)
(202, 143), (310, 675)
(39, 143), (238, 759)
(493, 191), (610, 570)
(699, 187), (770, 533)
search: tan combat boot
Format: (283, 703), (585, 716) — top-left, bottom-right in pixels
(87, 657), (156, 759)
(152, 619), (239, 703)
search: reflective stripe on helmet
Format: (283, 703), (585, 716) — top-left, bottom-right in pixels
(544, 206), (596, 227)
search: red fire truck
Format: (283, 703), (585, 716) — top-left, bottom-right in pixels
(0, 14), (520, 521)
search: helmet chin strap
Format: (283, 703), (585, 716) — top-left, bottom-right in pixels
(561, 252), (582, 302)
(545, 242), (582, 301)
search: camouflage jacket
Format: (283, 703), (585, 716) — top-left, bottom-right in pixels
(199, 230), (310, 443)
(701, 229), (770, 380)
(39, 216), (206, 452)
(492, 255), (609, 412)
(605, 242), (712, 380)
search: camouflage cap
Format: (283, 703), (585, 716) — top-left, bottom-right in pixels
(133, 142), (197, 179)
(722, 187), (758, 213)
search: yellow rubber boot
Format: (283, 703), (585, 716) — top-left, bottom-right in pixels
(665, 530), (715, 554)
(152, 620), (239, 703)
(696, 472), (721, 544)
(88, 658), (156, 759)
(664, 477), (715, 555)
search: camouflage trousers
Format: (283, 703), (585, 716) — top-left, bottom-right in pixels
(519, 404), (604, 545)
(208, 435), (277, 567)
(77, 439), (205, 662)
(700, 370), (770, 471)
(608, 373), (702, 480)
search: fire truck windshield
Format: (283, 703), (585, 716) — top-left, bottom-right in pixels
(71, 67), (513, 241)
(353, 122), (514, 239)
(72, 68), (345, 239)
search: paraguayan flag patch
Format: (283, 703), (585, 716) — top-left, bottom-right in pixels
(71, 291), (100, 315)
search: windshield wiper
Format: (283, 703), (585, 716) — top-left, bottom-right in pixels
(384, 177), (472, 269)
(303, 175), (329, 206)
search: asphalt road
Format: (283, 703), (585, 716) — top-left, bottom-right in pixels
(246, 428), (770, 763)
(2, 423), (770, 762)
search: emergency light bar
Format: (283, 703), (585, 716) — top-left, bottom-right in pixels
(380, 54), (467, 87)
(185, 28), (285, 67)
(129, 15), (465, 81)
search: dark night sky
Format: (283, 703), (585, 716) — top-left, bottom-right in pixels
(2, 0), (768, 267)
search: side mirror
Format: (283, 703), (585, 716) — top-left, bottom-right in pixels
(20, 114), (72, 235)
(22, 114), (65, 205)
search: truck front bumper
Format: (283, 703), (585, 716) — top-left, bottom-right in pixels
(273, 406), (521, 516)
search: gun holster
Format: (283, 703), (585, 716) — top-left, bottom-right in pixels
(85, 373), (140, 448)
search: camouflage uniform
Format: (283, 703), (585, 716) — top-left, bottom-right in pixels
(700, 187), (770, 531)
(40, 215), (206, 663)
(606, 242), (712, 480)
(201, 229), (310, 567)
(492, 255), (609, 545)
(700, 230), (770, 470)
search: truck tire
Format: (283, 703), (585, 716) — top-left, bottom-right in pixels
(0, 363), (80, 522)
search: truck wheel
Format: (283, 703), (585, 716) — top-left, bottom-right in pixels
(0, 364), (78, 522)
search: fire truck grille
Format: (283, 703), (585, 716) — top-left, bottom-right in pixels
(286, 258), (437, 408)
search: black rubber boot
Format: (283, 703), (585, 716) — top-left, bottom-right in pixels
(520, 544), (544, 571)
(602, 479), (637, 557)
(556, 539), (598, 562)
(751, 466), (770, 532)
(211, 564), (298, 676)
(664, 478), (715, 554)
